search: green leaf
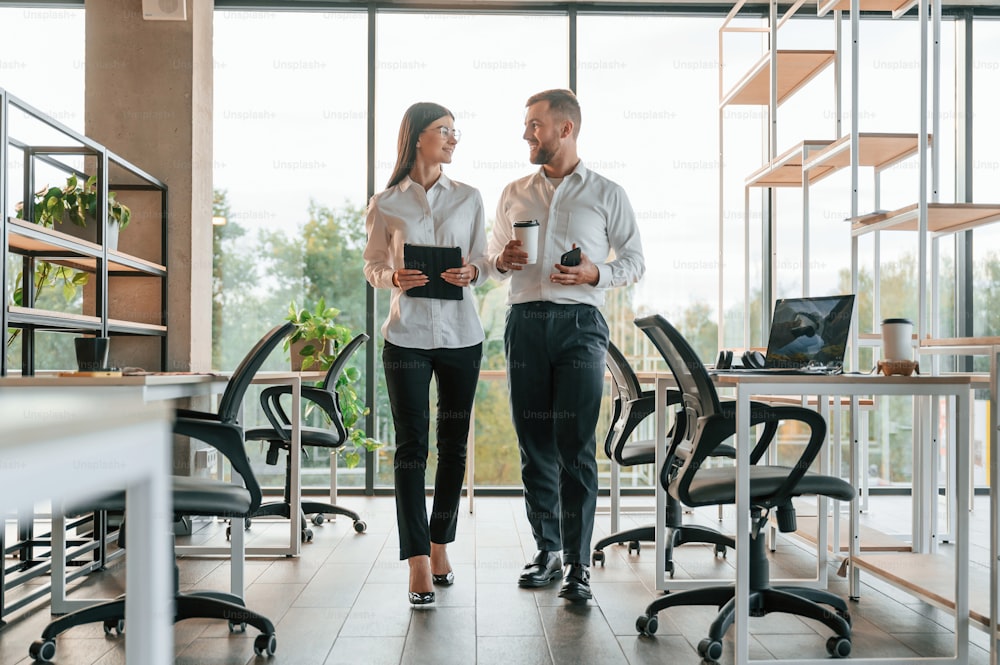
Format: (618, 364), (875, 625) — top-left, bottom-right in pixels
(342, 450), (361, 469)
(62, 281), (75, 301)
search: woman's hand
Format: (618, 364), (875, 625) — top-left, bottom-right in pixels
(393, 268), (429, 291)
(441, 258), (477, 287)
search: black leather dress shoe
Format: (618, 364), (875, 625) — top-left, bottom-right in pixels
(558, 563), (592, 602)
(518, 551), (563, 588)
(432, 571), (455, 586)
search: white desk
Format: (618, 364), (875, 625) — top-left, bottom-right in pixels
(0, 392), (173, 665)
(0, 373), (229, 616)
(654, 372), (973, 665)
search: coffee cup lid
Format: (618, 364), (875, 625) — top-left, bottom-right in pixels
(513, 220), (538, 227)
(881, 318), (912, 325)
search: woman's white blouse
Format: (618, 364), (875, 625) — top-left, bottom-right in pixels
(363, 173), (488, 350)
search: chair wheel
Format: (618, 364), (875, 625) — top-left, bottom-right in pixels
(254, 633), (277, 656)
(353, 520), (367, 533)
(635, 614), (658, 635)
(714, 543), (727, 558)
(29, 639), (56, 662)
(826, 636), (851, 658)
(312, 514), (325, 526)
(302, 528), (314, 542)
(244, 517), (252, 529)
(228, 621), (247, 633)
(591, 550), (605, 567)
(698, 638), (723, 661)
(102, 618), (124, 635)
(627, 540), (641, 555)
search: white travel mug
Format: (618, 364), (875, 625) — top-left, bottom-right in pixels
(512, 220), (539, 265)
(880, 318), (913, 361)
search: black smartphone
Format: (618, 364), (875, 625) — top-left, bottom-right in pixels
(560, 247), (581, 266)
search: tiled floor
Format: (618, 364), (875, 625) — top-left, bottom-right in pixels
(0, 493), (992, 664)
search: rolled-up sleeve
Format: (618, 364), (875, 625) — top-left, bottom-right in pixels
(597, 187), (645, 289)
(363, 195), (396, 290)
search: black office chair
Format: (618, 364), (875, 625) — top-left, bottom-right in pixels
(593, 342), (779, 577)
(244, 333), (369, 542)
(633, 314), (854, 661)
(28, 322), (296, 662)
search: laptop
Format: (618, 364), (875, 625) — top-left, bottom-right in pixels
(720, 294), (855, 374)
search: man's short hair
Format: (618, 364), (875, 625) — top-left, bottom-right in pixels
(527, 89), (581, 138)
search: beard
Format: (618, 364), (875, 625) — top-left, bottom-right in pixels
(529, 139), (559, 165)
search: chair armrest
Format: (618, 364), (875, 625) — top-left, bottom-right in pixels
(173, 417), (261, 511)
(174, 408), (221, 421)
(257, 384), (348, 444)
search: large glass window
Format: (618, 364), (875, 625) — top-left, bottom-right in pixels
(213, 9), (368, 489)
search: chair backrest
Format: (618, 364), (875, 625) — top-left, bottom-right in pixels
(634, 314), (722, 421)
(322, 333), (370, 391)
(606, 341), (644, 405)
(603, 341), (654, 463)
(218, 321), (297, 424)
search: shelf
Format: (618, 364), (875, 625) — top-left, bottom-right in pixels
(852, 552), (994, 631)
(6, 217), (166, 276)
(817, 0), (918, 19)
(108, 319), (168, 336)
(802, 133), (928, 183)
(745, 140), (835, 187)
(721, 50), (836, 107)
(921, 336), (1000, 348)
(7, 306), (102, 331)
(6, 217), (101, 258)
(850, 203), (1000, 236)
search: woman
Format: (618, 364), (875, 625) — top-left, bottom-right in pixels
(363, 102), (487, 605)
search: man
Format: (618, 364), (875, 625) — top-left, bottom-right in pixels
(486, 89), (645, 602)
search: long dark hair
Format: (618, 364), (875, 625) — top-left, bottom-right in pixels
(386, 102), (454, 189)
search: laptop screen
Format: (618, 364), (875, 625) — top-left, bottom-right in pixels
(765, 295), (855, 369)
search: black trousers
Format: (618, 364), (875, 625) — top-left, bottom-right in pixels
(383, 340), (482, 560)
(504, 302), (609, 565)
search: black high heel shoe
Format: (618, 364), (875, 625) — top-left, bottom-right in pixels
(432, 571), (455, 586)
(408, 591), (435, 605)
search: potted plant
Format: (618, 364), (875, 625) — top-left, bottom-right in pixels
(15, 173), (132, 249)
(285, 298), (380, 468)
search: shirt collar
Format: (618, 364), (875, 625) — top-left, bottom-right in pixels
(399, 172), (453, 193)
(530, 160), (588, 185)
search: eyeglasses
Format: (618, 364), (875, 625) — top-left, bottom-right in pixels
(425, 125), (461, 141)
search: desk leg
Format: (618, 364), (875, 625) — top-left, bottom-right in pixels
(955, 387), (971, 664)
(734, 386), (751, 665)
(125, 425), (173, 665)
(849, 395), (861, 600)
(289, 377), (302, 557)
(990, 348), (999, 665)
(654, 377), (669, 592)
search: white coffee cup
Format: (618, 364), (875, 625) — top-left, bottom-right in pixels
(513, 220), (540, 265)
(881, 318), (913, 361)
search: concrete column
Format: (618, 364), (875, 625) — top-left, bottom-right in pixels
(85, 0), (212, 373)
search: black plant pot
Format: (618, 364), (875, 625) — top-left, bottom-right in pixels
(74, 336), (110, 372)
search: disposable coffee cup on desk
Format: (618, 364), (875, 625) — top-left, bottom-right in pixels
(880, 318), (913, 361)
(74, 336), (110, 372)
(512, 220), (539, 265)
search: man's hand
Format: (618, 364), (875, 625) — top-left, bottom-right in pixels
(550, 248), (599, 286)
(496, 239), (529, 272)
